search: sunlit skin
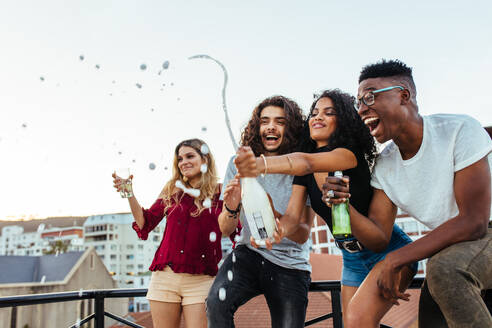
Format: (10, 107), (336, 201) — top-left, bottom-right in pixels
(309, 97), (337, 147)
(259, 106), (286, 156)
(177, 146), (206, 187)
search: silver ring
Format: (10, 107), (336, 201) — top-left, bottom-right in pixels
(327, 190), (335, 198)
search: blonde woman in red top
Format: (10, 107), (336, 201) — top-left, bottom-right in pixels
(113, 139), (237, 328)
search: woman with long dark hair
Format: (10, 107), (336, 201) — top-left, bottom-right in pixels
(235, 89), (417, 328)
(113, 138), (235, 328)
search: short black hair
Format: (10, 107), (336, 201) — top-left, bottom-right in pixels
(359, 59), (416, 94)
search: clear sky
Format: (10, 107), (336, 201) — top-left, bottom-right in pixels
(1, 0), (491, 219)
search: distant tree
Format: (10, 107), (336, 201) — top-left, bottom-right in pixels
(44, 240), (68, 255)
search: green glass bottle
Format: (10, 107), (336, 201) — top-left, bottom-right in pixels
(331, 171), (352, 239)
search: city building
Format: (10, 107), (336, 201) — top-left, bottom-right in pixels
(0, 223), (84, 256)
(0, 247), (126, 328)
(83, 213), (165, 288)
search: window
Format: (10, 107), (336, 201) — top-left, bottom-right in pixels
(110, 254), (117, 260)
(126, 255), (134, 260)
(138, 245), (144, 250)
(126, 245), (134, 250)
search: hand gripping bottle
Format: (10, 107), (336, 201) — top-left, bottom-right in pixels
(331, 171), (352, 239)
(241, 177), (277, 246)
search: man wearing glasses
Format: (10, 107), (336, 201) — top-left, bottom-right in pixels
(324, 59), (492, 327)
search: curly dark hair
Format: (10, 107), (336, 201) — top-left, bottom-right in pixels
(240, 95), (305, 156)
(301, 89), (377, 168)
(359, 59), (416, 95)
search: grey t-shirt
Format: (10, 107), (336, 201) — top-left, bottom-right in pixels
(221, 156), (311, 272)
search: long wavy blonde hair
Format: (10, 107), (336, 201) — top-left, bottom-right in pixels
(159, 138), (219, 217)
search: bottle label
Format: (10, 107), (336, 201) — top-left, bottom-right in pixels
(252, 212), (268, 239)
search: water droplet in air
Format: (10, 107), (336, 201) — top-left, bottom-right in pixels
(232, 253), (236, 263)
(140, 64), (147, 71)
(136, 83), (142, 89)
(79, 55), (84, 61)
(200, 164), (208, 173)
(40, 76), (45, 81)
(95, 64), (100, 69)
(162, 61), (170, 69)
(209, 231), (217, 242)
(200, 144), (209, 155)
(149, 163), (156, 170)
(203, 197), (212, 208)
(218, 287), (226, 301)
(227, 270), (233, 281)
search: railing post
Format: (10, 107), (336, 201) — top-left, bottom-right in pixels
(94, 293), (104, 328)
(10, 306), (17, 328)
(331, 289), (343, 328)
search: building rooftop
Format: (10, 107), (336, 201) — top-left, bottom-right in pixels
(84, 213), (134, 226)
(0, 252), (84, 284)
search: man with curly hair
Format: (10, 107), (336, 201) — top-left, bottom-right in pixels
(324, 59), (492, 327)
(206, 95), (314, 327)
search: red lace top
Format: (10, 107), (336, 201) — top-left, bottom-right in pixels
(132, 190), (239, 276)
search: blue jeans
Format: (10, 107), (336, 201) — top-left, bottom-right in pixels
(341, 224), (417, 287)
(206, 245), (311, 328)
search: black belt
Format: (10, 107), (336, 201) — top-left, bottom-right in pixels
(335, 239), (364, 253)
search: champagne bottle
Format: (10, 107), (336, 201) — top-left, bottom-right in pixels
(331, 171), (352, 239)
(241, 177), (277, 246)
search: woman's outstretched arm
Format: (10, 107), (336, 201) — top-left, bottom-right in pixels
(234, 146), (357, 178)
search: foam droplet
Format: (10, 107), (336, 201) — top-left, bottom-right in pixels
(175, 180), (185, 190)
(218, 288), (226, 301)
(200, 144), (209, 155)
(203, 197), (212, 208)
(200, 164), (208, 173)
(209, 231), (217, 242)
(188, 188), (200, 198)
(162, 60), (170, 69)
(227, 270), (233, 281)
(140, 63), (147, 71)
(149, 163), (156, 170)
(37, 224), (45, 233)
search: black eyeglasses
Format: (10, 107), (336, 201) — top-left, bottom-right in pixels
(356, 86), (404, 109)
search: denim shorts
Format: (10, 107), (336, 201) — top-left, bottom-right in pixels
(341, 224), (418, 287)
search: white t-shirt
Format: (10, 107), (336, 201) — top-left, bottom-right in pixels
(371, 114), (492, 230)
